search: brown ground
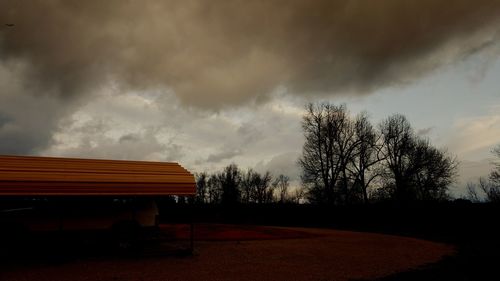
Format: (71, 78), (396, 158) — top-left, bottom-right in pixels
(0, 224), (455, 281)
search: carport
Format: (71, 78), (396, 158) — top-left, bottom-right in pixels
(0, 155), (197, 252)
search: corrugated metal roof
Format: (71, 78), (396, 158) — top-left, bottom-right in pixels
(0, 155), (196, 196)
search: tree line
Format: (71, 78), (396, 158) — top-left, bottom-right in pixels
(188, 102), (500, 206)
(299, 102), (459, 205)
(192, 165), (303, 205)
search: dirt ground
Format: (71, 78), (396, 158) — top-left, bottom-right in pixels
(0, 224), (454, 281)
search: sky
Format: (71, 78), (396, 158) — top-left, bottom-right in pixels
(1, 0), (500, 197)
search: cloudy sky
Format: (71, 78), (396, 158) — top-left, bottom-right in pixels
(1, 0), (500, 196)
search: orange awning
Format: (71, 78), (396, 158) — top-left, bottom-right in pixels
(0, 155), (196, 196)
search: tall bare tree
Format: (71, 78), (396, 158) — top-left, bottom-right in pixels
(379, 114), (457, 201)
(299, 102), (333, 204)
(241, 169), (256, 204)
(410, 139), (457, 200)
(207, 174), (222, 204)
(217, 164), (241, 205)
(348, 112), (383, 204)
(240, 169), (274, 203)
(195, 172), (208, 204)
(252, 171), (273, 204)
(379, 114), (416, 201)
(331, 105), (359, 204)
(273, 174), (290, 203)
(299, 102), (359, 204)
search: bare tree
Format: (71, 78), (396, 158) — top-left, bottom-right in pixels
(466, 182), (481, 202)
(241, 169), (256, 204)
(239, 169), (274, 203)
(218, 164), (242, 205)
(273, 174), (290, 203)
(379, 114), (417, 201)
(479, 177), (500, 202)
(252, 171), (273, 204)
(410, 139), (457, 200)
(298, 102), (358, 204)
(299, 102), (333, 204)
(348, 112), (383, 204)
(207, 174), (222, 204)
(490, 145), (500, 188)
(464, 145), (500, 203)
(290, 187), (305, 204)
(468, 177), (500, 203)
(195, 172), (208, 204)
(332, 105), (360, 204)
(379, 114), (457, 201)
(470, 146), (500, 203)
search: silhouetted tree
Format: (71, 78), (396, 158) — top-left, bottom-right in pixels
(479, 177), (500, 202)
(410, 139), (457, 200)
(241, 169), (258, 203)
(299, 102), (331, 204)
(467, 145), (500, 203)
(379, 114), (457, 201)
(240, 169), (252, 203)
(207, 174), (222, 204)
(379, 114), (416, 201)
(218, 164), (242, 205)
(466, 182), (481, 202)
(273, 174), (290, 203)
(299, 102), (358, 204)
(251, 171), (273, 203)
(196, 167), (294, 205)
(490, 144), (500, 188)
(195, 172), (208, 204)
(332, 106), (359, 204)
(348, 112), (383, 204)
(290, 187), (305, 204)
(239, 169), (274, 203)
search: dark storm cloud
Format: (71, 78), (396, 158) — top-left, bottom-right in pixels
(2, 0), (500, 109)
(0, 60), (75, 154)
(2, 0), (500, 156)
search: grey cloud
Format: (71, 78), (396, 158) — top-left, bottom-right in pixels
(206, 149), (242, 163)
(237, 122), (262, 143)
(0, 60), (78, 154)
(2, 1), (500, 110)
(164, 143), (184, 162)
(119, 133), (141, 143)
(459, 159), (494, 183)
(255, 152), (302, 181)
(417, 127), (434, 137)
(0, 112), (12, 129)
(451, 158), (494, 197)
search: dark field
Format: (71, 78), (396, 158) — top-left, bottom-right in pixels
(0, 224), (453, 281)
(160, 202), (500, 281)
(1, 202), (498, 281)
